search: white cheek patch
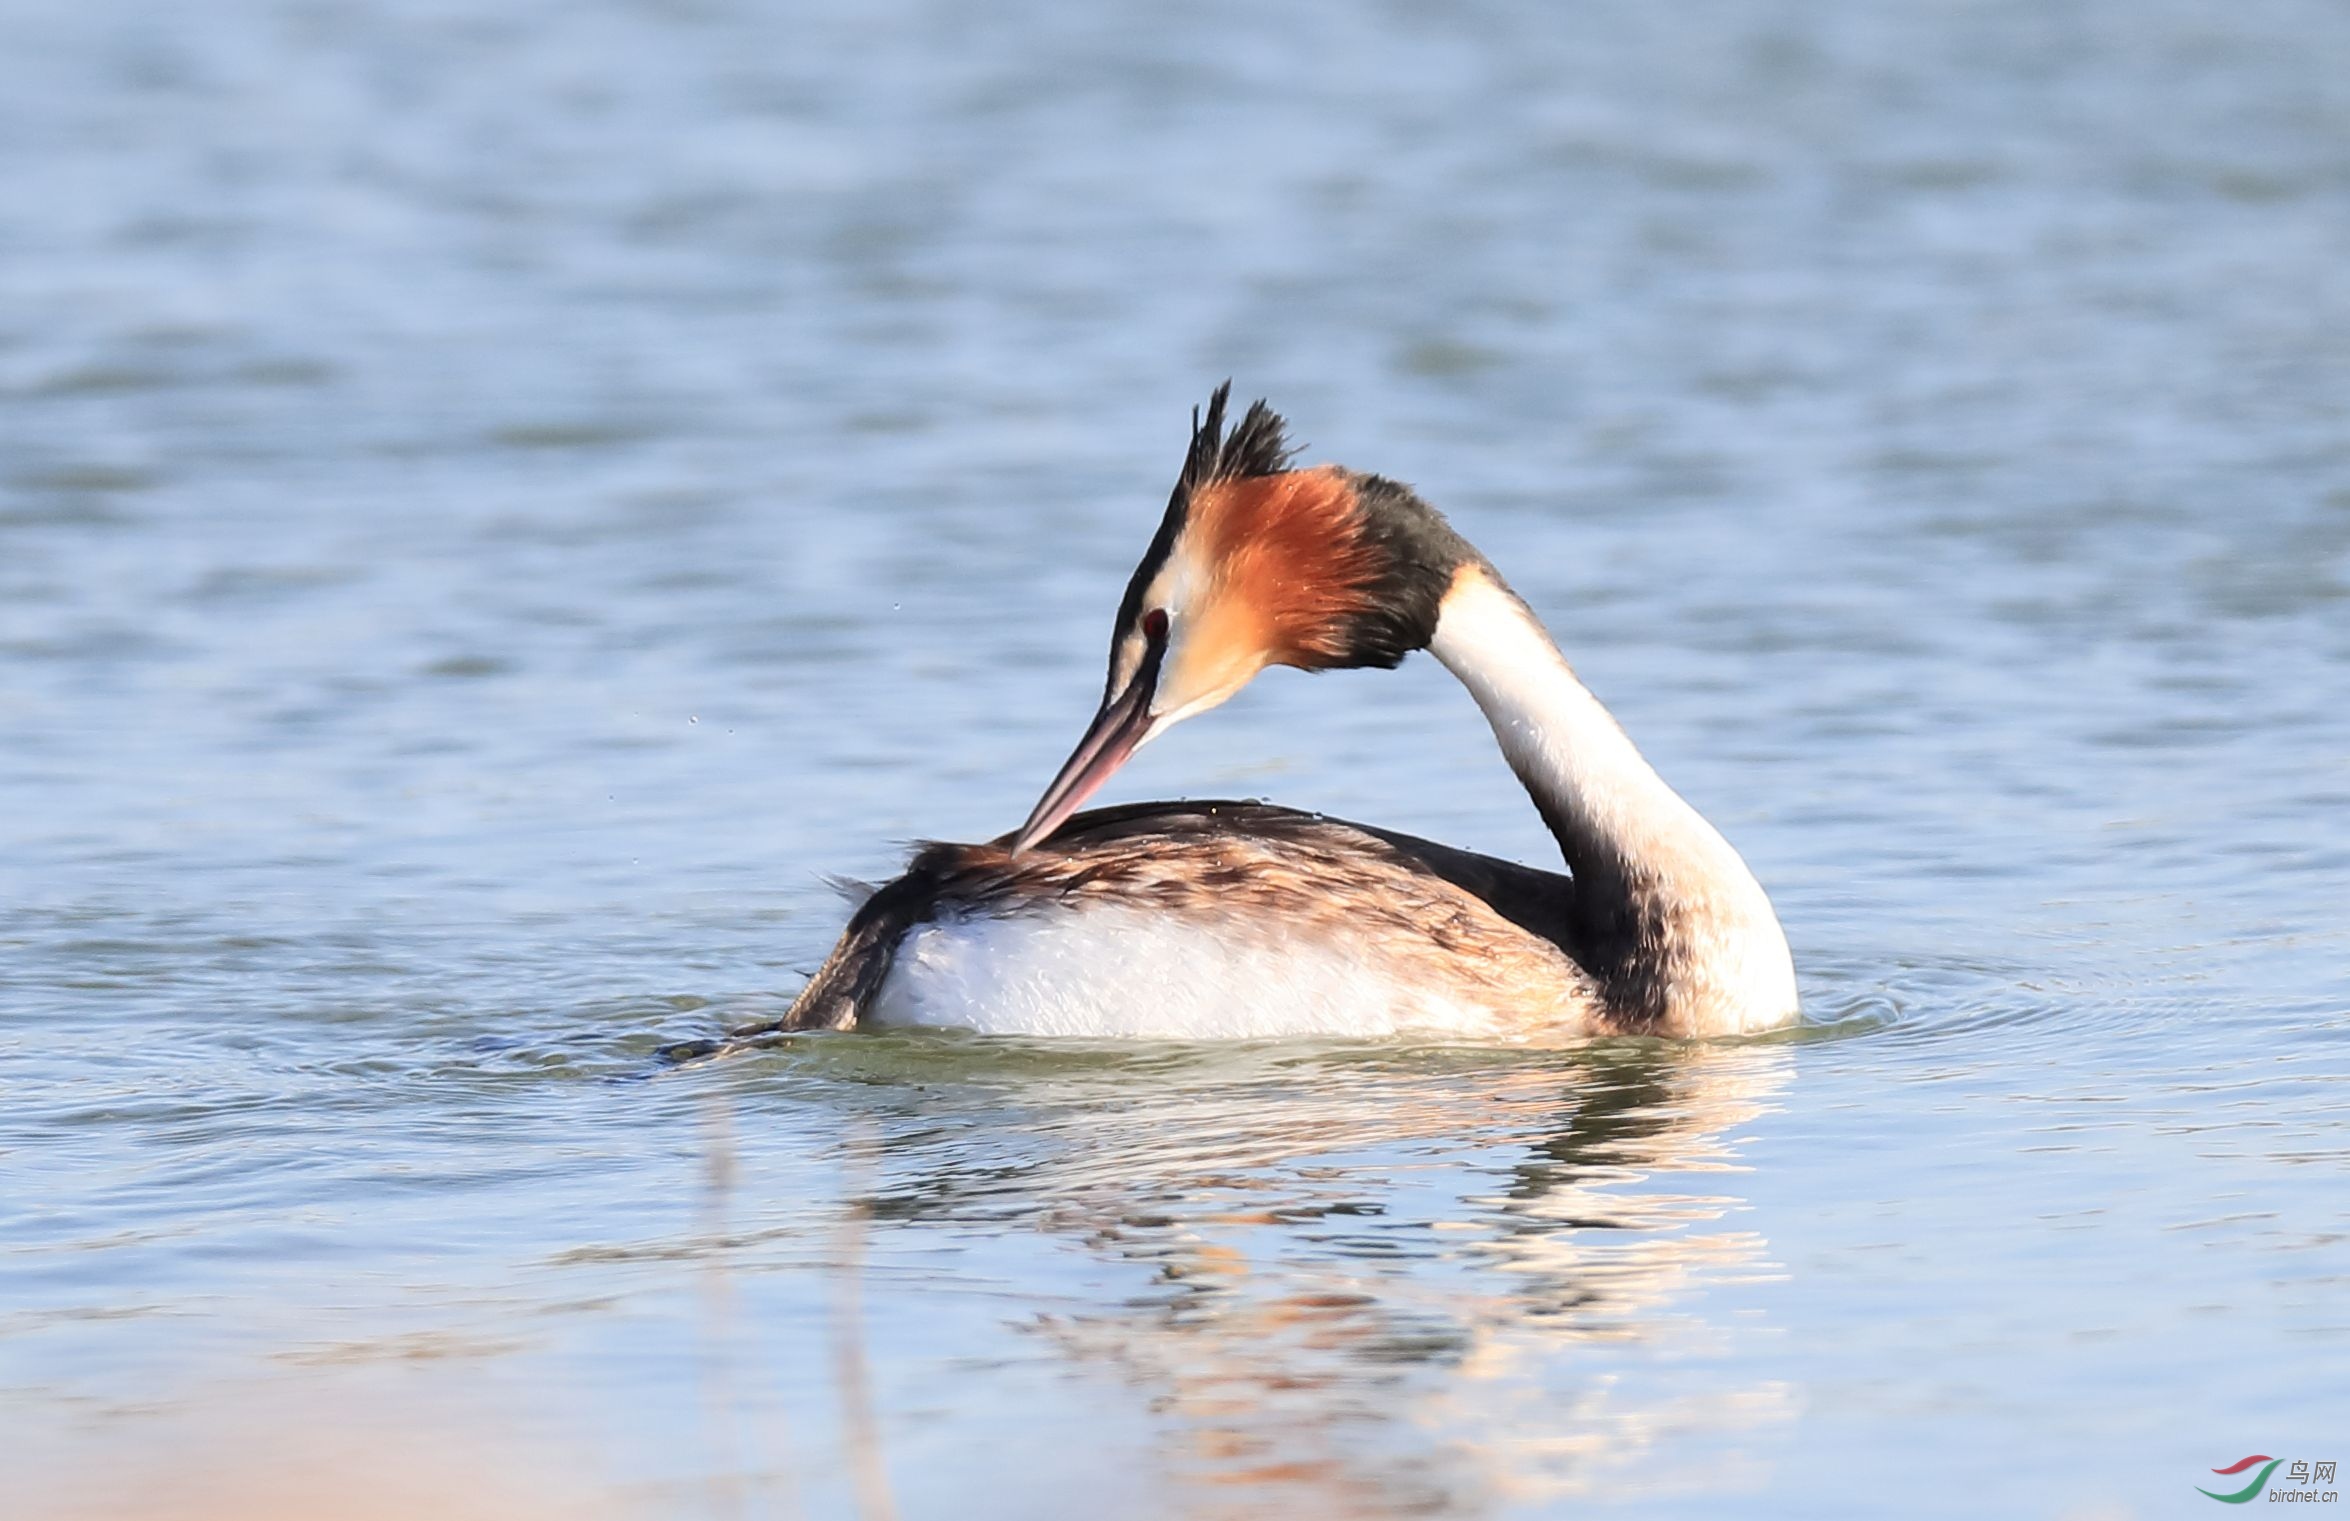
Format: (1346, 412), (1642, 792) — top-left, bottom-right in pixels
(1106, 634), (1145, 697)
(1153, 552), (1204, 619)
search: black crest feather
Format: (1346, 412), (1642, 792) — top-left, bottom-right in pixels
(1178, 381), (1298, 503)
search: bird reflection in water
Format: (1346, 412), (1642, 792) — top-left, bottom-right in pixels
(808, 1039), (1798, 1518)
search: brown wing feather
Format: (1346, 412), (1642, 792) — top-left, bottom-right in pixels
(1019, 800), (1579, 948)
(769, 801), (1599, 1037)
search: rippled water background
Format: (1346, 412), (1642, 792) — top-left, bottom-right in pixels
(5, 0), (2348, 1515)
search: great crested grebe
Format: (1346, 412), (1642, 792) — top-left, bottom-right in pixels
(776, 385), (1797, 1042)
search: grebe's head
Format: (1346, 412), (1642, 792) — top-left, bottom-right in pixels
(1013, 382), (1479, 852)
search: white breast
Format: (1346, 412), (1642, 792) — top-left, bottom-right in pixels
(868, 906), (1513, 1040)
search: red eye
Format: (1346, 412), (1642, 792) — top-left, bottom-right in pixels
(1142, 608), (1169, 642)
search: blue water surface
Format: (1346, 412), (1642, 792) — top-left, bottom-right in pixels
(3, 1), (2346, 1516)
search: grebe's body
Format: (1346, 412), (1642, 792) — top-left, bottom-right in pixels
(791, 801), (1599, 1040)
(776, 389), (1797, 1042)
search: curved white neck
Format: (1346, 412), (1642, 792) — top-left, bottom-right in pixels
(1427, 565), (1796, 1035)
